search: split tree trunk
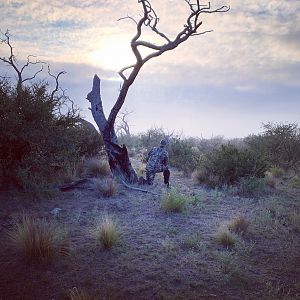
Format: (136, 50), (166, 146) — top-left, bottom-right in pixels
(87, 75), (138, 184)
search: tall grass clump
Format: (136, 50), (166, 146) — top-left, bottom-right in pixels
(215, 228), (236, 248)
(8, 215), (69, 262)
(92, 178), (117, 197)
(161, 189), (187, 213)
(94, 215), (119, 249)
(228, 216), (250, 234)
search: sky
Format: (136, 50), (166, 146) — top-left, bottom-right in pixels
(1, 0), (300, 138)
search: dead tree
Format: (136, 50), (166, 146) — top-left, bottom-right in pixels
(116, 109), (133, 137)
(0, 30), (44, 94)
(87, 0), (229, 184)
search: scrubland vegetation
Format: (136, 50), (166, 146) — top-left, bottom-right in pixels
(1, 76), (300, 299)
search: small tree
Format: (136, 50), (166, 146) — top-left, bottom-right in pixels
(87, 0), (229, 183)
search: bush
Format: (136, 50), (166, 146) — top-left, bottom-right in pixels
(168, 138), (200, 174)
(246, 122), (300, 170)
(8, 215), (69, 262)
(200, 144), (268, 187)
(161, 189), (187, 213)
(0, 79), (103, 189)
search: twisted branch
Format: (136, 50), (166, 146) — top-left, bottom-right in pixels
(0, 29), (45, 88)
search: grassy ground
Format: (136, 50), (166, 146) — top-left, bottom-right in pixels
(0, 166), (299, 300)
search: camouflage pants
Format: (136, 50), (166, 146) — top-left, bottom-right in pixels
(146, 168), (170, 185)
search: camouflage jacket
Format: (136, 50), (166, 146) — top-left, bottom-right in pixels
(146, 147), (169, 173)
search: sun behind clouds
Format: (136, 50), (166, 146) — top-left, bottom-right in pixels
(90, 36), (135, 71)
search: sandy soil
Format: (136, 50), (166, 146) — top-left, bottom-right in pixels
(0, 167), (299, 300)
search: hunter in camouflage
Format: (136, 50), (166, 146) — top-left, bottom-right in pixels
(144, 139), (170, 186)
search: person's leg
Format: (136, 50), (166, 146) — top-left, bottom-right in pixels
(163, 169), (170, 187)
(146, 170), (156, 185)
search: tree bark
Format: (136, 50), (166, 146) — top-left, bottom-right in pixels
(87, 75), (138, 184)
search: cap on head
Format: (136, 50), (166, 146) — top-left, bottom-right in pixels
(160, 139), (167, 147)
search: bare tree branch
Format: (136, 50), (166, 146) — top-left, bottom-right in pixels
(0, 29), (45, 89)
(116, 109), (133, 136)
(48, 65), (66, 101)
(108, 0), (229, 129)
(118, 15), (138, 25)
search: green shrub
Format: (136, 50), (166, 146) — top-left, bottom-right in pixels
(246, 122), (300, 170)
(201, 144), (268, 187)
(161, 189), (187, 213)
(169, 138), (200, 174)
(0, 79), (104, 189)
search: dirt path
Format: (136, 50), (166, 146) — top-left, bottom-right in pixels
(0, 168), (299, 300)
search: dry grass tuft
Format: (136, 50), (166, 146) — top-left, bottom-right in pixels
(215, 228), (236, 248)
(228, 215), (250, 234)
(94, 215), (119, 249)
(8, 215), (69, 262)
(78, 158), (110, 178)
(69, 287), (96, 300)
(92, 178), (117, 197)
(160, 189), (187, 213)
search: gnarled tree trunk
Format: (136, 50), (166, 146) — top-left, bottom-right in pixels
(87, 75), (138, 184)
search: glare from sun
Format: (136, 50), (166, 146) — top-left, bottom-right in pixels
(91, 37), (135, 71)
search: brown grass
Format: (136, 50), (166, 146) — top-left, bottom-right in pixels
(94, 215), (119, 249)
(8, 215), (69, 262)
(228, 215), (250, 234)
(215, 228), (236, 248)
(92, 178), (117, 197)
